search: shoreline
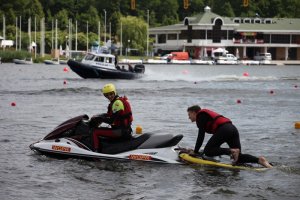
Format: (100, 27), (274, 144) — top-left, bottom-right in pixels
(1, 60), (300, 66)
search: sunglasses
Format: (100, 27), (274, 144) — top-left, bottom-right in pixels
(104, 92), (115, 98)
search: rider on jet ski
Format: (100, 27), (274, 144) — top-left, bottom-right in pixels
(90, 83), (133, 152)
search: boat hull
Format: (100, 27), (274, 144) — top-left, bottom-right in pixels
(13, 59), (33, 65)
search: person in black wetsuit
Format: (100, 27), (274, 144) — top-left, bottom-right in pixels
(187, 105), (273, 168)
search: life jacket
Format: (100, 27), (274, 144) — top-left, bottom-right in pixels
(107, 96), (133, 128)
(198, 109), (231, 134)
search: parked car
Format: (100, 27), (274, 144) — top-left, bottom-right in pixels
(254, 53), (272, 61)
(160, 54), (172, 60)
(168, 52), (189, 60)
(218, 54), (237, 61)
(216, 54), (238, 65)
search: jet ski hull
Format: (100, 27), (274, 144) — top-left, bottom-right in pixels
(30, 138), (181, 164)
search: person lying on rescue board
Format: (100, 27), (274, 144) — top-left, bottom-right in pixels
(90, 83), (133, 152)
(187, 105), (273, 168)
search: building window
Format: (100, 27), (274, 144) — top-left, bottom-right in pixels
(292, 35), (300, 44)
(233, 18), (241, 23)
(192, 30), (203, 39)
(158, 34), (166, 43)
(207, 30), (212, 39)
(264, 19), (272, 24)
(254, 19), (262, 23)
(243, 18), (251, 23)
(228, 30), (234, 39)
(184, 18), (189, 26)
(179, 30), (189, 40)
(221, 30), (227, 40)
(168, 34), (177, 40)
(271, 34), (290, 44)
(264, 34), (270, 43)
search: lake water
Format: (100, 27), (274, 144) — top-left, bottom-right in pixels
(0, 63), (300, 200)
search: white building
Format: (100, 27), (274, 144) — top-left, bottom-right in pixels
(149, 6), (300, 60)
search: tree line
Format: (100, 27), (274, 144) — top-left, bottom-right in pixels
(0, 0), (299, 55)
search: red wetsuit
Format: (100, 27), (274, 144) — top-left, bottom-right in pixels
(194, 109), (260, 164)
(92, 96), (133, 151)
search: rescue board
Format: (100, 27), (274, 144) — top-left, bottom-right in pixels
(179, 153), (268, 171)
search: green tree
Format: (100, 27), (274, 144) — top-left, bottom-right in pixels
(221, 2), (235, 17)
(54, 9), (69, 30)
(0, 9), (16, 27)
(268, 0), (283, 17)
(24, 0), (44, 19)
(77, 6), (100, 33)
(281, 0), (300, 18)
(110, 11), (121, 40)
(118, 16), (147, 54)
(177, 0), (205, 20)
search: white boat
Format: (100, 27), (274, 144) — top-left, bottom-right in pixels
(169, 60), (191, 64)
(44, 58), (60, 65)
(143, 59), (168, 64)
(191, 59), (215, 65)
(216, 59), (239, 65)
(259, 59), (272, 65)
(59, 59), (68, 65)
(13, 58), (33, 65)
(119, 58), (143, 64)
(240, 60), (260, 65)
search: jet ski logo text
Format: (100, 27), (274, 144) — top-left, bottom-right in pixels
(52, 145), (71, 152)
(128, 155), (152, 161)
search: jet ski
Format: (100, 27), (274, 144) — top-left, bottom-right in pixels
(30, 115), (183, 164)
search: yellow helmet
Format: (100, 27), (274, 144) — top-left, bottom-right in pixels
(102, 83), (117, 94)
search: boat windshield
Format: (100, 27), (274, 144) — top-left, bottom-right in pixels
(94, 56), (114, 64)
(85, 54), (95, 61)
(95, 56), (105, 62)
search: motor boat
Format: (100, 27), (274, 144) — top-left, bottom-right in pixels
(13, 58), (33, 65)
(67, 52), (145, 79)
(44, 58), (60, 65)
(30, 115), (183, 164)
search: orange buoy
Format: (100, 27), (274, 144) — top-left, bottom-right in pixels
(136, 125), (143, 134)
(11, 102), (16, 106)
(63, 67), (69, 72)
(295, 122), (300, 129)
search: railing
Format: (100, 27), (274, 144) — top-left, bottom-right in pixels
(233, 39), (264, 44)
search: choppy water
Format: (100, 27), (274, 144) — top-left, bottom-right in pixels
(1, 63), (300, 200)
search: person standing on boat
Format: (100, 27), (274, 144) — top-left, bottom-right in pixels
(187, 105), (273, 168)
(91, 83), (133, 152)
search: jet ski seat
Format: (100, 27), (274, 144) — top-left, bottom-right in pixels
(100, 133), (151, 154)
(138, 134), (183, 149)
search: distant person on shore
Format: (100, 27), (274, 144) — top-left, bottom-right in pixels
(186, 105), (273, 168)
